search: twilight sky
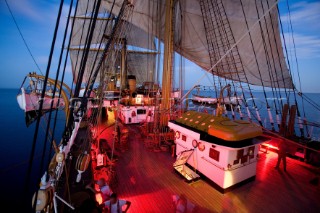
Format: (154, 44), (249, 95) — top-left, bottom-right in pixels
(0, 0), (319, 93)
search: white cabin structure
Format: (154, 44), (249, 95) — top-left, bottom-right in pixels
(168, 111), (263, 193)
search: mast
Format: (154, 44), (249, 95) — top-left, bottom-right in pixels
(160, 0), (174, 126)
(121, 39), (127, 89)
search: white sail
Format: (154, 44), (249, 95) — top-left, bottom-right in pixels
(69, 49), (103, 84)
(76, 0), (107, 16)
(70, 0), (158, 85)
(70, 49), (156, 84)
(101, 0), (293, 88)
(70, 17), (156, 50)
(127, 51), (156, 85)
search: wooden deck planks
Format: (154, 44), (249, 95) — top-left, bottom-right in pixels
(98, 124), (320, 213)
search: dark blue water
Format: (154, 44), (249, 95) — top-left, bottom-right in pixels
(0, 88), (65, 211)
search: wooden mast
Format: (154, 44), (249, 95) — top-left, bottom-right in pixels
(120, 39), (127, 90)
(160, 0), (174, 126)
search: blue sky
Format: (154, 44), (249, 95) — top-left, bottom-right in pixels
(0, 0), (319, 93)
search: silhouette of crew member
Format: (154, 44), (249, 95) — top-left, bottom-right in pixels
(275, 139), (288, 171)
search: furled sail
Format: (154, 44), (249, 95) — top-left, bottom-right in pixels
(101, 0), (293, 88)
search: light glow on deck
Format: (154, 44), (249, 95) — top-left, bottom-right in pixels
(95, 193), (103, 205)
(224, 171), (234, 187)
(263, 143), (278, 150)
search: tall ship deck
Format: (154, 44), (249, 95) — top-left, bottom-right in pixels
(74, 121), (319, 212)
(12, 0), (320, 212)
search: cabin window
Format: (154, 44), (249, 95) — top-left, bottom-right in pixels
(236, 149), (249, 164)
(241, 156), (248, 164)
(233, 159), (239, 165)
(248, 147), (255, 159)
(237, 149), (244, 159)
(209, 148), (220, 162)
(137, 109), (146, 114)
(135, 94), (143, 104)
(182, 135), (187, 141)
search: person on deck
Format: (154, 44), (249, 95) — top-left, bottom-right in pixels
(102, 193), (131, 213)
(308, 151), (320, 185)
(86, 178), (113, 202)
(275, 139), (288, 171)
(172, 194), (196, 213)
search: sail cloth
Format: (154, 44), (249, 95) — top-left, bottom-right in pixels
(101, 0), (293, 89)
(127, 51), (156, 85)
(69, 49), (103, 84)
(69, 49), (156, 85)
(70, 17), (156, 50)
(70, 0), (158, 84)
(77, 0), (107, 16)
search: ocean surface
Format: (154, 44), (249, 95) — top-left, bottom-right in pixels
(188, 89), (320, 139)
(0, 88), (319, 211)
(0, 88), (65, 211)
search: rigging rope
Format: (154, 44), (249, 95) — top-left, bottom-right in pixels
(44, 0), (75, 184)
(68, 0), (130, 185)
(264, 0), (290, 132)
(212, 0), (243, 119)
(213, 0), (279, 124)
(259, 0), (282, 130)
(240, 0), (269, 127)
(182, 0), (280, 107)
(199, 0), (243, 120)
(76, 0), (119, 166)
(83, 3), (117, 96)
(278, 6), (304, 137)
(4, 0), (43, 75)
(253, 0), (277, 130)
(85, 0), (129, 97)
(84, 0), (134, 175)
(285, 0), (309, 136)
(27, 0), (65, 211)
(36, 2), (74, 201)
(69, 0), (93, 100)
(300, 93), (320, 112)
(74, 0), (101, 98)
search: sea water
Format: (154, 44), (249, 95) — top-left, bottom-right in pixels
(187, 89), (320, 140)
(0, 88), (65, 211)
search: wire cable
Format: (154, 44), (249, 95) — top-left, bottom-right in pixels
(4, 0), (43, 75)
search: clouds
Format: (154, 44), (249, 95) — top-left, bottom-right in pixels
(283, 33), (320, 59)
(8, 0), (42, 20)
(8, 0), (56, 23)
(277, 1), (320, 92)
(284, 1), (320, 29)
(280, 1), (320, 58)
(7, 0), (72, 27)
